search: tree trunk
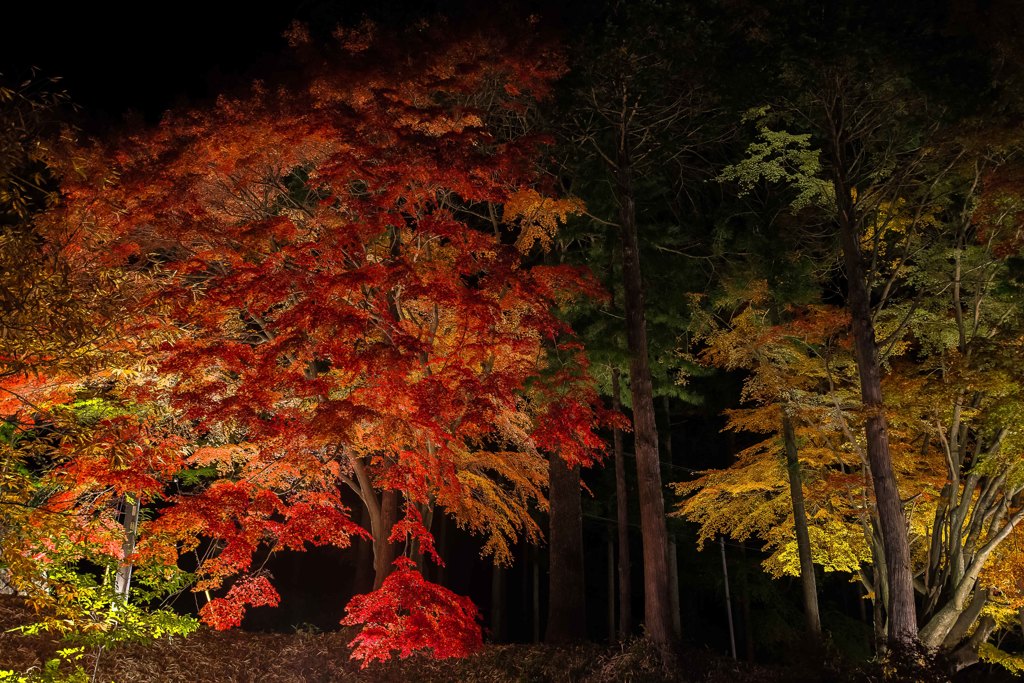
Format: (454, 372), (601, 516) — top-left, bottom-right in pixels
(435, 513), (447, 586)
(612, 367), (633, 640)
(833, 161), (918, 647)
(374, 490), (400, 589)
(782, 412), (822, 636)
(114, 492), (141, 601)
(607, 534), (616, 642)
(857, 582), (873, 656)
(412, 501), (434, 580)
(940, 588), (988, 650)
(739, 549), (755, 662)
(491, 563), (506, 642)
(721, 537), (738, 660)
(546, 456), (587, 642)
(661, 396), (682, 639)
(354, 504), (374, 594)
(615, 145), (674, 647)
(951, 615), (996, 671)
(532, 546), (541, 643)
(350, 457), (400, 590)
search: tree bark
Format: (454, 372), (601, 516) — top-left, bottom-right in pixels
(940, 588), (988, 650)
(615, 143), (675, 648)
(612, 367), (633, 640)
(951, 615), (996, 671)
(350, 457), (399, 590)
(114, 492), (141, 601)
(373, 489), (400, 589)
(782, 412), (822, 636)
(832, 145), (918, 647)
(353, 504), (374, 594)
(546, 456), (587, 642)
(662, 396), (682, 639)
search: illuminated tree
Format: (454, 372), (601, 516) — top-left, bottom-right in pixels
(59, 20), (606, 660)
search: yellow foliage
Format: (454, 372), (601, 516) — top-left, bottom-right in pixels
(502, 189), (585, 253)
(979, 643), (1024, 675)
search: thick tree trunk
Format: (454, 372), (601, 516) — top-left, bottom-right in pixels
(940, 588), (988, 650)
(351, 457), (400, 590)
(615, 148), (675, 648)
(372, 490), (400, 589)
(612, 367), (633, 639)
(782, 412), (822, 636)
(546, 456), (587, 642)
(354, 505), (374, 594)
(951, 615), (996, 671)
(833, 167), (918, 647)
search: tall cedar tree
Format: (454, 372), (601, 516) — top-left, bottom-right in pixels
(560, 2), (723, 645)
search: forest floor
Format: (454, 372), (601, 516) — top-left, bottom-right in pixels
(0, 596), (969, 682)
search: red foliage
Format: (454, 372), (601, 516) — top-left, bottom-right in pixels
(37, 17), (607, 651)
(200, 574), (281, 630)
(389, 504), (443, 566)
(341, 557), (482, 666)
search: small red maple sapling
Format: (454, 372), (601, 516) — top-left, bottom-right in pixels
(342, 557), (483, 666)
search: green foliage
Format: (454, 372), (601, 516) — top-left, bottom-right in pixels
(11, 559), (198, 646)
(0, 647), (88, 683)
(719, 110), (834, 212)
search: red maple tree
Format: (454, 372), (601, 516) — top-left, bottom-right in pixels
(54, 19), (607, 660)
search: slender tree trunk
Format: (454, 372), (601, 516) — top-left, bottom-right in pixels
(607, 534), (616, 642)
(114, 493), (141, 601)
(546, 456), (587, 642)
(612, 367), (633, 639)
(739, 545), (755, 662)
(662, 396), (682, 639)
(436, 513), (447, 586)
(615, 143), (674, 647)
(491, 563), (506, 642)
(782, 412), (822, 636)
(412, 501), (434, 580)
(857, 582), (874, 655)
(833, 152), (918, 647)
(741, 561), (757, 663)
(721, 537), (737, 660)
(532, 546), (541, 643)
